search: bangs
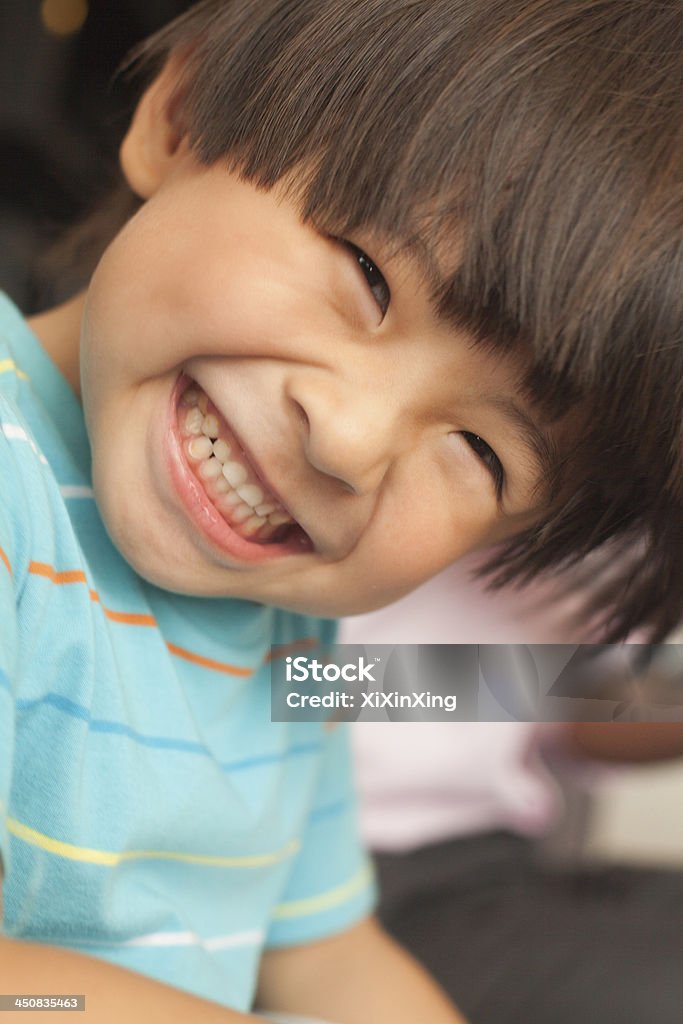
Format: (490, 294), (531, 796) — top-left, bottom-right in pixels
(133, 0), (681, 392)
(128, 0), (683, 638)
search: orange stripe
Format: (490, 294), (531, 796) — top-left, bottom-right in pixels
(103, 608), (157, 627)
(267, 637), (318, 662)
(29, 561), (155, 626)
(26, 560), (318, 676)
(166, 642), (255, 677)
(167, 637), (319, 675)
(0, 545), (11, 577)
(29, 561), (87, 585)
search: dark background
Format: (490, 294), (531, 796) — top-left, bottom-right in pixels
(0, 0), (193, 312)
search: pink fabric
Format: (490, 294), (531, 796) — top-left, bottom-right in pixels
(340, 557), (600, 852)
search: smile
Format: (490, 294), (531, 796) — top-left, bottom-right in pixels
(167, 375), (312, 559)
(181, 384), (296, 539)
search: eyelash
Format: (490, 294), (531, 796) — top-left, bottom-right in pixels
(336, 240), (504, 498)
(461, 432), (505, 498)
(343, 241), (391, 319)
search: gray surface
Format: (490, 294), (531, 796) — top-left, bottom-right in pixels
(375, 831), (683, 1024)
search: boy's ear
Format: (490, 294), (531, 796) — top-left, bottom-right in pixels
(120, 54), (189, 199)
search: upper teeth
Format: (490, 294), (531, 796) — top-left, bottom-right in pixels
(222, 461), (248, 488)
(212, 439), (231, 462)
(236, 483), (264, 507)
(180, 385), (295, 533)
(188, 435), (213, 460)
(201, 414), (220, 438)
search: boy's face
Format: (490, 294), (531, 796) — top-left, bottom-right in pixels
(81, 154), (561, 617)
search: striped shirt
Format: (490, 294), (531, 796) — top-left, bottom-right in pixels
(0, 292), (375, 1010)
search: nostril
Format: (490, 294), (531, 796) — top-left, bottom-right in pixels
(293, 400), (310, 433)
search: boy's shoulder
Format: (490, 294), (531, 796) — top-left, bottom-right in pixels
(0, 292), (27, 404)
(0, 295), (68, 583)
(0, 389), (46, 591)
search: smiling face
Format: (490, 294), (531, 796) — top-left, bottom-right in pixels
(72, 66), (567, 619)
(80, 160), (563, 617)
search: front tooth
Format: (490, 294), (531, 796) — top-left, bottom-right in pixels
(241, 515), (267, 536)
(201, 414), (220, 438)
(231, 503), (254, 523)
(184, 407), (204, 435)
(223, 461), (248, 488)
(212, 439), (231, 463)
(269, 511), (293, 526)
(236, 483), (264, 508)
(199, 458), (223, 481)
(256, 503), (276, 517)
(187, 436), (214, 460)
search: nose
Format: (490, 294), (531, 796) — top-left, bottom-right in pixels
(287, 374), (401, 496)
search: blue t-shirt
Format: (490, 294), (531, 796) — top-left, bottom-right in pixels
(0, 293), (375, 1010)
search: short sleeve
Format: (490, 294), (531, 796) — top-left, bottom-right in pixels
(265, 726), (377, 947)
(0, 467), (19, 885)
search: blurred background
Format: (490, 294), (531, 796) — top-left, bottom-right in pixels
(0, 0), (193, 312)
(2, 0), (683, 869)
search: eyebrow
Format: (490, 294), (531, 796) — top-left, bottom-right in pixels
(483, 394), (561, 506)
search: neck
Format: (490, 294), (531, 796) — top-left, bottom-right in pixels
(27, 292), (87, 400)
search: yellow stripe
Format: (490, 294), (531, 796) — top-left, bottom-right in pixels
(273, 863), (374, 920)
(6, 816), (300, 869)
(0, 359), (29, 382)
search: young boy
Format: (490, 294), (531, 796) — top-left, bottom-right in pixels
(0, 1), (681, 1021)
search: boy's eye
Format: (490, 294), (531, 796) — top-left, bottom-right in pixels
(343, 241), (391, 319)
(461, 431), (505, 499)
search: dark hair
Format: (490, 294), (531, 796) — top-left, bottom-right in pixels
(69, 0), (683, 639)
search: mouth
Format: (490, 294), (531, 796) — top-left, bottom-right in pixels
(167, 374), (313, 561)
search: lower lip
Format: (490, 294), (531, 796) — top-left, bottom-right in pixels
(164, 375), (309, 564)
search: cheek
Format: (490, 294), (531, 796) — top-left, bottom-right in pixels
(357, 497), (496, 601)
(82, 203), (203, 376)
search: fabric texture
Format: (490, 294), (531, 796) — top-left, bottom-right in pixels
(0, 292), (375, 1012)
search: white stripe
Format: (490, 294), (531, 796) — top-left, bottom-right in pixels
(1, 422), (48, 464)
(204, 929), (264, 952)
(70, 929), (264, 950)
(115, 928), (263, 951)
(60, 486), (95, 499)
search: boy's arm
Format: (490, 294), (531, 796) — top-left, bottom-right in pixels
(256, 915), (468, 1024)
(0, 936), (259, 1023)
